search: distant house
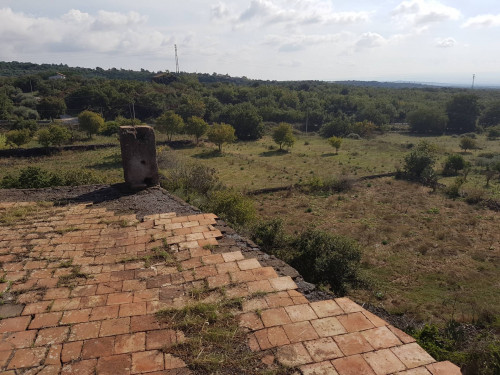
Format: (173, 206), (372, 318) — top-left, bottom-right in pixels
(48, 73), (66, 80)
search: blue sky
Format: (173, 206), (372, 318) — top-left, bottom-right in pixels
(0, 0), (499, 84)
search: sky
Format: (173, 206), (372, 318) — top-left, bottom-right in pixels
(0, 0), (499, 85)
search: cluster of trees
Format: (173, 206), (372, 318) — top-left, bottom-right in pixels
(2, 62), (500, 141)
(407, 94), (500, 135)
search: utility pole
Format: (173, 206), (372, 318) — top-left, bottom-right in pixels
(472, 74), (475, 89)
(175, 45), (180, 74)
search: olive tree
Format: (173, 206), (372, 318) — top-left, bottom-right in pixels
(155, 111), (184, 141)
(78, 110), (104, 138)
(272, 122), (295, 150)
(207, 123), (236, 152)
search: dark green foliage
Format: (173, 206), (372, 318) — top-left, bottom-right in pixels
(37, 96), (66, 119)
(1, 166), (102, 189)
(5, 128), (31, 147)
(219, 103), (263, 140)
(479, 100), (500, 127)
(446, 94), (480, 133)
(9, 119), (38, 133)
(402, 141), (437, 185)
(0, 91), (14, 119)
(99, 121), (120, 136)
(487, 126), (500, 140)
(319, 118), (351, 138)
(407, 107), (447, 134)
(252, 219), (288, 253)
(290, 229), (362, 295)
(411, 321), (500, 375)
(443, 154), (466, 176)
(12, 105), (39, 120)
(203, 189), (256, 227)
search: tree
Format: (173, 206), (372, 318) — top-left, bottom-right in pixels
(219, 103), (264, 140)
(459, 137), (477, 152)
(155, 111), (184, 141)
(443, 154), (466, 176)
(319, 118), (351, 138)
(407, 108), (447, 134)
(186, 116), (208, 144)
(207, 123), (236, 152)
(446, 94), (480, 133)
(272, 122), (295, 150)
(328, 136), (343, 154)
(37, 97), (66, 119)
(0, 91), (14, 120)
(402, 141), (437, 185)
(78, 110), (104, 138)
(177, 95), (206, 121)
(5, 129), (31, 147)
(479, 100), (500, 127)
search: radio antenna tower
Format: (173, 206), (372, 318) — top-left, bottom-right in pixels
(471, 74), (475, 89)
(174, 44), (180, 74)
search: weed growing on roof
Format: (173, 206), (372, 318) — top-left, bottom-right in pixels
(156, 298), (296, 375)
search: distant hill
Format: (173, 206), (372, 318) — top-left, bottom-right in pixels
(333, 80), (437, 89)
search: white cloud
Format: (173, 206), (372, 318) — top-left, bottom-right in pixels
(392, 0), (461, 27)
(234, 0), (369, 26)
(435, 37), (456, 48)
(211, 2), (231, 20)
(355, 32), (387, 50)
(265, 32), (348, 52)
(0, 8), (172, 56)
(462, 14), (500, 28)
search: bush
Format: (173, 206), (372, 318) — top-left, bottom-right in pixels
(445, 177), (465, 199)
(320, 118), (351, 138)
(252, 218), (288, 253)
(203, 189), (256, 227)
(460, 137), (477, 152)
(443, 154), (466, 176)
(402, 142), (437, 185)
(37, 125), (71, 147)
(487, 126), (500, 140)
(407, 107), (447, 134)
(327, 136), (343, 154)
(0, 167), (102, 189)
(5, 129), (31, 147)
(99, 121), (120, 136)
(290, 229), (362, 295)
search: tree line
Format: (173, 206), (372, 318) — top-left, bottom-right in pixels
(2, 61), (500, 142)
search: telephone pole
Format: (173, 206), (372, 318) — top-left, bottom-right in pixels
(175, 45), (179, 74)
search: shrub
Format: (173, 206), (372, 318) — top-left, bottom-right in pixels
(10, 119), (38, 133)
(464, 188), (486, 204)
(37, 125), (71, 147)
(445, 177), (465, 199)
(402, 141), (437, 185)
(327, 136), (343, 154)
(5, 129), (31, 147)
(0, 167), (102, 189)
(487, 126), (500, 140)
(320, 118), (351, 138)
(407, 107), (447, 134)
(203, 189), (256, 227)
(290, 229), (362, 295)
(443, 154), (466, 176)
(252, 218), (288, 253)
(460, 137), (477, 152)
(99, 121), (120, 136)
